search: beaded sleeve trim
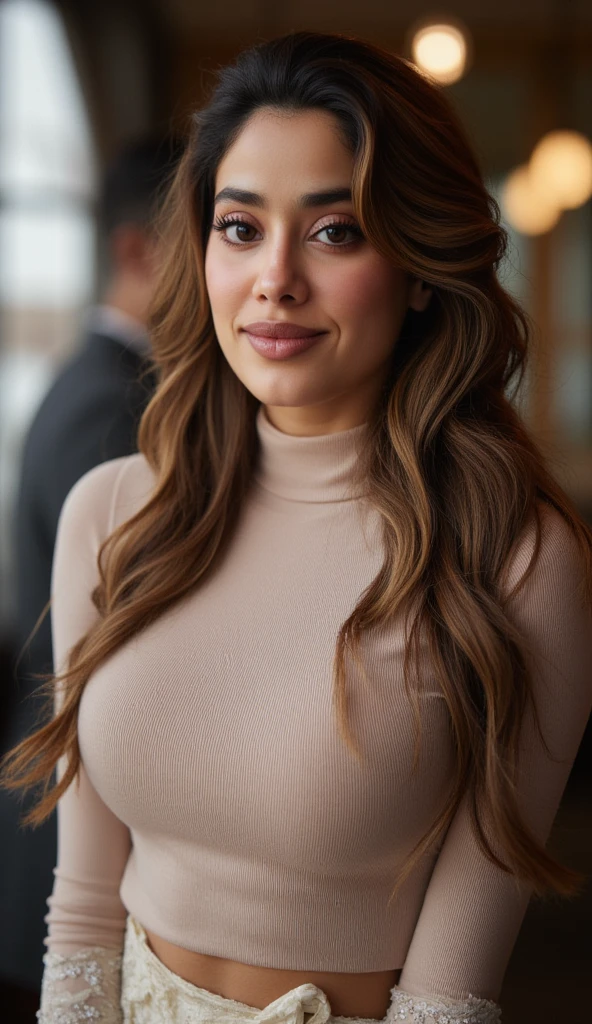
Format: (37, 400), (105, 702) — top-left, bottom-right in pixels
(390, 985), (502, 1023)
(36, 946), (123, 1023)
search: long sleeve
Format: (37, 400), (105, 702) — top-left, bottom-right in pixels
(392, 504), (592, 1022)
(38, 458), (134, 1024)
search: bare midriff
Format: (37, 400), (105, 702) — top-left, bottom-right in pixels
(143, 926), (402, 1020)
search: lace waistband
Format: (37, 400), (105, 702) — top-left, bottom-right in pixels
(121, 914), (386, 1024)
(120, 916), (502, 1024)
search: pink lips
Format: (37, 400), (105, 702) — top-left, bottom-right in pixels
(242, 321), (326, 361)
(243, 321), (323, 339)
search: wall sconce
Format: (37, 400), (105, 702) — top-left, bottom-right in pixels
(501, 131), (592, 235)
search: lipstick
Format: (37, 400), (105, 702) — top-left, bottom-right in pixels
(243, 321), (326, 361)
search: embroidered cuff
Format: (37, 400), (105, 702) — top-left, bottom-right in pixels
(37, 945), (123, 1023)
(390, 985), (502, 1023)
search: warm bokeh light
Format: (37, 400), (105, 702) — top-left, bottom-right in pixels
(411, 23), (468, 85)
(500, 165), (561, 236)
(529, 130), (592, 210)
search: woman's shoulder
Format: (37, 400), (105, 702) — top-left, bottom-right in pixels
(501, 499), (587, 610)
(58, 453), (156, 545)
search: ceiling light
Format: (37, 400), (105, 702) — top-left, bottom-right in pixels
(411, 23), (468, 85)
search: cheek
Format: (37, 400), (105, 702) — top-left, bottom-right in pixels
(204, 243), (246, 317)
(322, 256), (407, 329)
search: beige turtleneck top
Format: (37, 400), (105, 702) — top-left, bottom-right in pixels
(40, 403), (591, 1020)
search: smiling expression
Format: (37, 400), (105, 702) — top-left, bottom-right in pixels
(204, 106), (430, 435)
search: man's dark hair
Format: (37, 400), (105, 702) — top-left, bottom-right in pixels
(98, 133), (186, 236)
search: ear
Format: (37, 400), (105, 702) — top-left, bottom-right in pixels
(408, 277), (433, 313)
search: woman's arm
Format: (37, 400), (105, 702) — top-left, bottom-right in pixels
(38, 458), (136, 1023)
(392, 505), (592, 1022)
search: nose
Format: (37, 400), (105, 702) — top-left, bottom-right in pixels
(252, 235), (309, 305)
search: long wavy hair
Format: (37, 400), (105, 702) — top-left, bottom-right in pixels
(3, 30), (592, 910)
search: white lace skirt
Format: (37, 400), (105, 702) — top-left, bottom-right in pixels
(120, 914), (397, 1024)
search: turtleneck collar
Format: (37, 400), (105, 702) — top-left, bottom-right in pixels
(253, 404), (370, 503)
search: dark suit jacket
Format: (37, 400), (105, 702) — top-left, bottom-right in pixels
(0, 328), (156, 990)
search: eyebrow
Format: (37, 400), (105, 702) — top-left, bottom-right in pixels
(213, 186), (353, 208)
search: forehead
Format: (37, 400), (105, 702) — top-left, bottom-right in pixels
(214, 107), (354, 195)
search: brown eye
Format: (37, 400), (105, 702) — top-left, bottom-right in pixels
(211, 216), (261, 245)
(324, 225), (349, 243)
(314, 222), (363, 246)
(233, 223), (257, 242)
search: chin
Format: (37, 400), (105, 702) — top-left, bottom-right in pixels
(240, 375), (332, 409)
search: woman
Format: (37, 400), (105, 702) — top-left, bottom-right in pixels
(3, 30), (592, 1024)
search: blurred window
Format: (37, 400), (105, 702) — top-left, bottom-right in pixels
(551, 203), (592, 446)
(0, 0), (96, 635)
(491, 173), (592, 450)
(488, 175), (533, 419)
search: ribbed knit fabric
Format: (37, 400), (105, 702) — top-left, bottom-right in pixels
(44, 402), (592, 1006)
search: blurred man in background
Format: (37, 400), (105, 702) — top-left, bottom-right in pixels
(0, 132), (184, 1021)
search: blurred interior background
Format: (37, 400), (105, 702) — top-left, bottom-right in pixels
(0, 1), (590, 1022)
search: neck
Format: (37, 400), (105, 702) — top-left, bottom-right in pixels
(253, 404), (370, 503)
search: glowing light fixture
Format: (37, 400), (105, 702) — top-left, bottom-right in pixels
(500, 165), (561, 236)
(411, 22), (468, 85)
(529, 130), (592, 210)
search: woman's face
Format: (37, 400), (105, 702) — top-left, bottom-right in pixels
(204, 106), (431, 435)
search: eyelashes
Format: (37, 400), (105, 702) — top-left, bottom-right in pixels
(211, 214), (364, 249)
